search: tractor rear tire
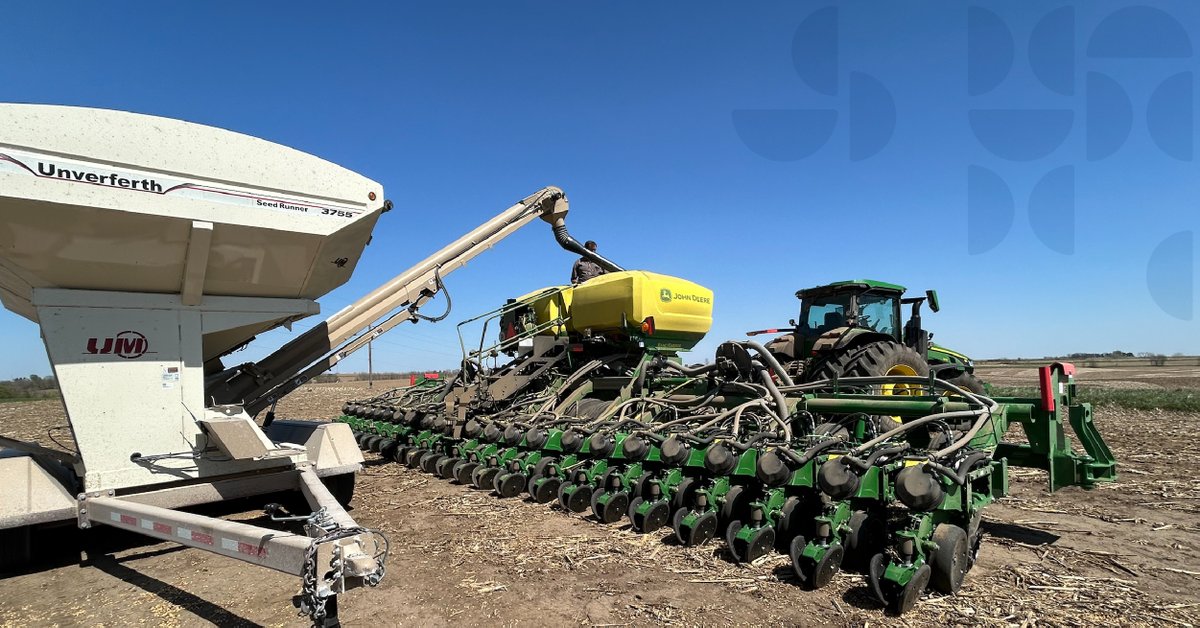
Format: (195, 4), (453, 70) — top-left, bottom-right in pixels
(807, 340), (930, 430)
(807, 339), (929, 387)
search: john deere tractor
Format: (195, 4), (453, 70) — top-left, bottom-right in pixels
(755, 280), (984, 394)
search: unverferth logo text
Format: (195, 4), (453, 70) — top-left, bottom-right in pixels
(37, 162), (164, 192)
(85, 331), (150, 359)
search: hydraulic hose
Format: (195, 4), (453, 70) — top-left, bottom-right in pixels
(777, 436), (846, 467)
(851, 409), (987, 454)
(740, 341), (795, 387)
(926, 450), (992, 486)
(757, 368), (793, 440)
(840, 443), (911, 472)
(661, 361), (717, 376)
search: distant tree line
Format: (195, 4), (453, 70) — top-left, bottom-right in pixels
(311, 370), (458, 384)
(0, 375), (59, 400)
(988, 350), (1192, 367)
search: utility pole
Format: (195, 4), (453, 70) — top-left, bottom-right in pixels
(367, 324), (374, 389)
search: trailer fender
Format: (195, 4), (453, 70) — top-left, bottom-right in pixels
(0, 450), (77, 528)
(266, 420), (364, 476)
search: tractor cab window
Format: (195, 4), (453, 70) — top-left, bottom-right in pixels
(858, 293), (898, 337)
(803, 295), (851, 335)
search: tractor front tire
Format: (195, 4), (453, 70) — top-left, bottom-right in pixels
(946, 372), (986, 395)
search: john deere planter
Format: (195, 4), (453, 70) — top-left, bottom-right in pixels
(337, 274), (1116, 616)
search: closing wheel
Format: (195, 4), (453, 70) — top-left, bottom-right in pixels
(867, 552), (888, 605)
(627, 497), (644, 523)
(530, 456), (556, 479)
(419, 452), (442, 474)
(725, 521), (745, 561)
(557, 481), (575, 509)
(891, 563), (931, 615)
(366, 435), (385, 452)
(967, 511), (983, 567)
(436, 456), (460, 479)
(356, 433), (372, 449)
(775, 496), (802, 552)
(632, 472), (654, 498)
(930, 524), (969, 594)
(675, 511), (718, 547)
(728, 524), (775, 564)
(595, 491), (628, 524)
(844, 510), (886, 572)
(589, 488), (605, 516)
(671, 508), (687, 542)
(566, 484), (593, 513)
(670, 477), (697, 513)
(472, 466), (500, 490)
(392, 445), (411, 463)
(630, 499), (669, 534)
(791, 537), (844, 590)
(404, 448), (423, 467)
(378, 438), (399, 460)
(454, 461), (478, 485)
(718, 485), (749, 527)
(496, 472), (527, 498)
(531, 476), (561, 503)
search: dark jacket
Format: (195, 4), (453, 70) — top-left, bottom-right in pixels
(571, 257), (606, 285)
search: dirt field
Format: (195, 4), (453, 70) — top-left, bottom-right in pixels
(2, 368), (1199, 627)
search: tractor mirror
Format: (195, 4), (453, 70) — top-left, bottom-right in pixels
(926, 290), (940, 313)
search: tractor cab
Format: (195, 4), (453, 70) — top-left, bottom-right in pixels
(756, 279), (956, 370)
(796, 280), (904, 352)
(793, 279), (939, 355)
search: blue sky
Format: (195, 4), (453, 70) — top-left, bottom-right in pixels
(1, 2), (1197, 380)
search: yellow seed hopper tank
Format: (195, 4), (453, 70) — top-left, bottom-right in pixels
(569, 270), (713, 351)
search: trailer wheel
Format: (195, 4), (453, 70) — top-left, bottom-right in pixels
(321, 473), (356, 509)
(930, 523), (969, 594)
(0, 526), (31, 573)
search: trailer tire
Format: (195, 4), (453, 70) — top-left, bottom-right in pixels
(0, 526), (31, 573)
(321, 473), (356, 509)
(930, 523), (969, 594)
